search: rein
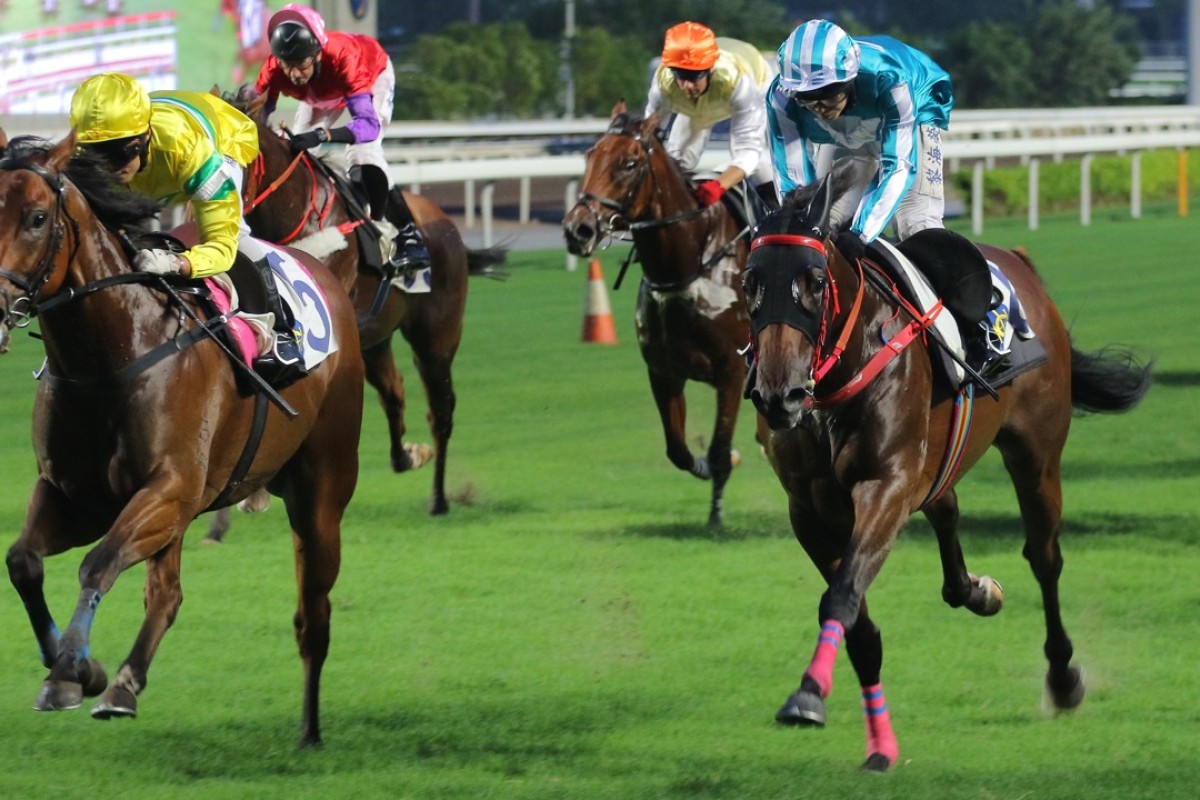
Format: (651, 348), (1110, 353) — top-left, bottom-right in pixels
(246, 150), (335, 244)
(574, 122), (736, 292)
(746, 233), (941, 409)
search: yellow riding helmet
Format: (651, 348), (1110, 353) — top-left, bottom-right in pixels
(661, 21), (720, 71)
(70, 73), (152, 144)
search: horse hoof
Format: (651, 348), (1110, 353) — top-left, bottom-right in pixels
(404, 442), (434, 469)
(861, 752), (893, 772)
(79, 658), (109, 697)
(775, 690), (826, 727)
(968, 573), (1004, 617)
(237, 488), (272, 513)
(730, 449), (742, 468)
(91, 685), (138, 720)
(34, 680), (82, 711)
(1047, 665), (1085, 711)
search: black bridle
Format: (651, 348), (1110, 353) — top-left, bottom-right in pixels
(571, 122), (747, 291)
(573, 123), (707, 240)
(0, 157), (81, 327)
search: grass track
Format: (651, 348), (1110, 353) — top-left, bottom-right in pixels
(0, 208), (1196, 799)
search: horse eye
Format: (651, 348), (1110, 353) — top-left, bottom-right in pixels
(742, 271), (764, 314)
(620, 158), (638, 172)
(27, 209), (49, 230)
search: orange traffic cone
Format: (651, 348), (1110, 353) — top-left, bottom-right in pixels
(581, 258), (618, 344)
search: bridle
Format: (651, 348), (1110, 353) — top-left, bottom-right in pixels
(572, 122), (707, 242)
(0, 157), (80, 328)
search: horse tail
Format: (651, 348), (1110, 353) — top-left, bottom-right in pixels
(1069, 344), (1154, 415)
(466, 245), (510, 280)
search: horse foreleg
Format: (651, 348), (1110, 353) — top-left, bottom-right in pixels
(1002, 445), (1084, 710)
(647, 369), (705, 480)
(39, 488), (190, 714)
(703, 375), (746, 527)
(203, 508), (232, 543)
(923, 489), (1004, 616)
(6, 479), (92, 673)
(842, 605), (899, 771)
(92, 539), (184, 719)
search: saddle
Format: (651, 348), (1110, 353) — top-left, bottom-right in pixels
(864, 229), (1046, 390)
(129, 232), (306, 390)
(306, 156), (389, 277)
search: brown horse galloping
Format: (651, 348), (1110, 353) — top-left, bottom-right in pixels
(743, 158), (1152, 770)
(223, 90), (506, 521)
(562, 102), (750, 526)
(0, 131), (364, 747)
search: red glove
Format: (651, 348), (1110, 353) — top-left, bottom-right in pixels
(694, 180), (726, 207)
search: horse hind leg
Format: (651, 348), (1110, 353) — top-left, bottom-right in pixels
(922, 489), (1004, 616)
(1001, 441), (1084, 711)
(407, 331), (459, 516)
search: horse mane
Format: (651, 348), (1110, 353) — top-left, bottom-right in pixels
(2, 135), (162, 232)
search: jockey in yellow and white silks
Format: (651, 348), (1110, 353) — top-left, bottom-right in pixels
(644, 22), (778, 208)
(69, 73), (258, 279)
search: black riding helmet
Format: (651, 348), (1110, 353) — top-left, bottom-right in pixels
(270, 21), (321, 63)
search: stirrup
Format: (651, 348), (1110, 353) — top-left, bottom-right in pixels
(389, 237), (431, 270)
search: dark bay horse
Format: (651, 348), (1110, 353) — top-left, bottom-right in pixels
(562, 102), (750, 526)
(0, 130), (364, 747)
(742, 158), (1152, 769)
(219, 90), (506, 522)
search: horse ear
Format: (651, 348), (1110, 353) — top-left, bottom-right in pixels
(0, 127), (8, 151)
(247, 92), (269, 121)
(610, 99), (628, 119)
(48, 130), (77, 172)
(210, 84), (221, 96)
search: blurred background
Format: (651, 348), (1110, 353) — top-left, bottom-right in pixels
(1, 1), (1195, 119)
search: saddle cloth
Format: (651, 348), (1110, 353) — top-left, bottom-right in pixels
(207, 239), (339, 371)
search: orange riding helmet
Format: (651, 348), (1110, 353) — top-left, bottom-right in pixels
(661, 21), (719, 71)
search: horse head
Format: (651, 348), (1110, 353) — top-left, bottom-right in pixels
(743, 156), (877, 429)
(0, 132), (79, 348)
(562, 100), (693, 256)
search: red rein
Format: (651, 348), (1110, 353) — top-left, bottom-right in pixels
(748, 234), (941, 408)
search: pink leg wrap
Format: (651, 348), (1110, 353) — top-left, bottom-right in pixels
(803, 620), (844, 697)
(861, 683), (899, 764)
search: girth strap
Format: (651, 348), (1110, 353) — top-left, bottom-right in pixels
(204, 391), (271, 513)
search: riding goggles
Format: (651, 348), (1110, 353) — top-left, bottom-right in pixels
(670, 67), (711, 83)
(85, 135), (147, 168)
(784, 82), (850, 111)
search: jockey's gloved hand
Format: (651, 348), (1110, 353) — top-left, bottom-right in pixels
(133, 249), (190, 276)
(289, 128), (329, 153)
(694, 180), (726, 207)
(834, 230), (865, 263)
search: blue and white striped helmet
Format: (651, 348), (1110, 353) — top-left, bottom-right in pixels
(777, 20), (860, 93)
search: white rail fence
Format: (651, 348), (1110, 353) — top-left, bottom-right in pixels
(4, 106), (1199, 246)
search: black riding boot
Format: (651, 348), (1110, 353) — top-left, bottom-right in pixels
(251, 256), (304, 369)
(362, 164), (430, 269)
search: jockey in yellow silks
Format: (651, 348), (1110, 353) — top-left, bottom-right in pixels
(644, 22), (778, 208)
(70, 73), (306, 368)
(70, 73), (258, 279)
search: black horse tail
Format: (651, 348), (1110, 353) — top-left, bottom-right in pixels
(467, 245), (510, 280)
(1070, 345), (1154, 415)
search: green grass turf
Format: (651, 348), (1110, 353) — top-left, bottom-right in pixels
(0, 210), (1196, 798)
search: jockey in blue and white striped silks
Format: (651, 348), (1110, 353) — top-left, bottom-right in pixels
(767, 20), (954, 245)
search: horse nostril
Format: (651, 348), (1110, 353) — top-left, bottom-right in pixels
(785, 387), (809, 405)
